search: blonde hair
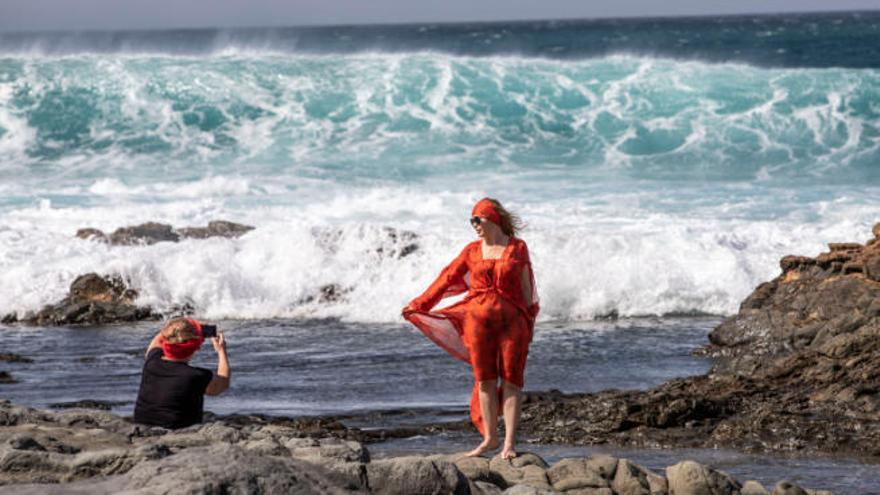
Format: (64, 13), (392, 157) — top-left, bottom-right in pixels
(161, 318), (199, 344)
(485, 198), (524, 237)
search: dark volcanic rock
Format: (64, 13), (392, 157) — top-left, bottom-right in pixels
(176, 220), (255, 239)
(0, 372), (17, 384)
(17, 273), (156, 326)
(512, 224), (880, 460)
(0, 354), (32, 364)
(74, 228), (108, 242)
(49, 400), (129, 411)
(110, 222), (179, 245)
(77, 220), (254, 246)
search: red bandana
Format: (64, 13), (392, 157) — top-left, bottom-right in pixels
(472, 199), (501, 226)
(160, 319), (204, 361)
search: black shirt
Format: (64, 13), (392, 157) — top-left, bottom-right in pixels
(133, 348), (213, 429)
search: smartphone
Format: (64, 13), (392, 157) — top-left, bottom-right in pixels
(201, 324), (218, 338)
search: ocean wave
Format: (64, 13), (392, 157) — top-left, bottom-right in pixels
(0, 53), (878, 186)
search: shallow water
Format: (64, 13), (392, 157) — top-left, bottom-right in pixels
(0, 317), (714, 416)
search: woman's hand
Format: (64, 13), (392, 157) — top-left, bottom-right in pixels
(211, 331), (227, 355)
(401, 304), (416, 316)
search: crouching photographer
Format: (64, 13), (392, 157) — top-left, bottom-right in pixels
(134, 318), (230, 429)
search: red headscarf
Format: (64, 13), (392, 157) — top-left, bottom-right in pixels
(472, 198), (502, 226)
(160, 319), (204, 361)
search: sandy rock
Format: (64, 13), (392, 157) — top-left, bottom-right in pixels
(741, 480), (770, 495)
(489, 452), (551, 490)
(500, 485), (557, 494)
(453, 455), (499, 484)
(666, 460), (740, 495)
(240, 437), (288, 456)
(64, 444), (171, 480)
(546, 457), (609, 491)
(287, 437), (370, 490)
(566, 489), (614, 495)
(612, 459), (654, 495)
(367, 455), (469, 495)
(585, 454), (619, 479)
(0, 402), (53, 427)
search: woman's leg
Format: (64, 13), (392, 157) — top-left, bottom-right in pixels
(466, 379), (500, 456)
(500, 380), (522, 459)
(498, 315), (530, 460)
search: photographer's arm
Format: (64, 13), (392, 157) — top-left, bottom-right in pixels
(205, 332), (230, 396)
(145, 332), (162, 358)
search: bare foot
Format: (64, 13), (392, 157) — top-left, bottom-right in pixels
(500, 444), (517, 460)
(465, 438), (500, 457)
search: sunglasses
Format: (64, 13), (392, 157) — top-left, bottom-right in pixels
(469, 216), (483, 227)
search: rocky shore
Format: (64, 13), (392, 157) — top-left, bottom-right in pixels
(0, 400), (829, 494)
(1, 225), (877, 493)
(508, 224), (880, 459)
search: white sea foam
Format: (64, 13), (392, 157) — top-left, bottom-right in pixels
(0, 183), (876, 323)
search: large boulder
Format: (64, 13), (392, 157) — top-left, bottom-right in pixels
(489, 452), (551, 491)
(665, 460), (740, 495)
(11, 273), (155, 326)
(366, 456), (470, 495)
(546, 457), (609, 491)
(611, 459), (652, 495)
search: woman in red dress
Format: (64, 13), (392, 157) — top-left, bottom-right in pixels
(402, 198), (539, 459)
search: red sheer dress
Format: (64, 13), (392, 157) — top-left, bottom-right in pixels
(404, 237), (539, 435)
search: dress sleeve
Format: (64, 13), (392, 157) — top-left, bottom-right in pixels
(408, 243), (472, 312)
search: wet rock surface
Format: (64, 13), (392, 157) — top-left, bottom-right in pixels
(0, 401), (831, 494)
(509, 224), (880, 459)
(76, 220), (255, 246)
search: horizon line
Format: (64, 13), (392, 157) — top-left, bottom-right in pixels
(1, 7), (878, 36)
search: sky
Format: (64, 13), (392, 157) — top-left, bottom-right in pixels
(1, 0), (879, 32)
